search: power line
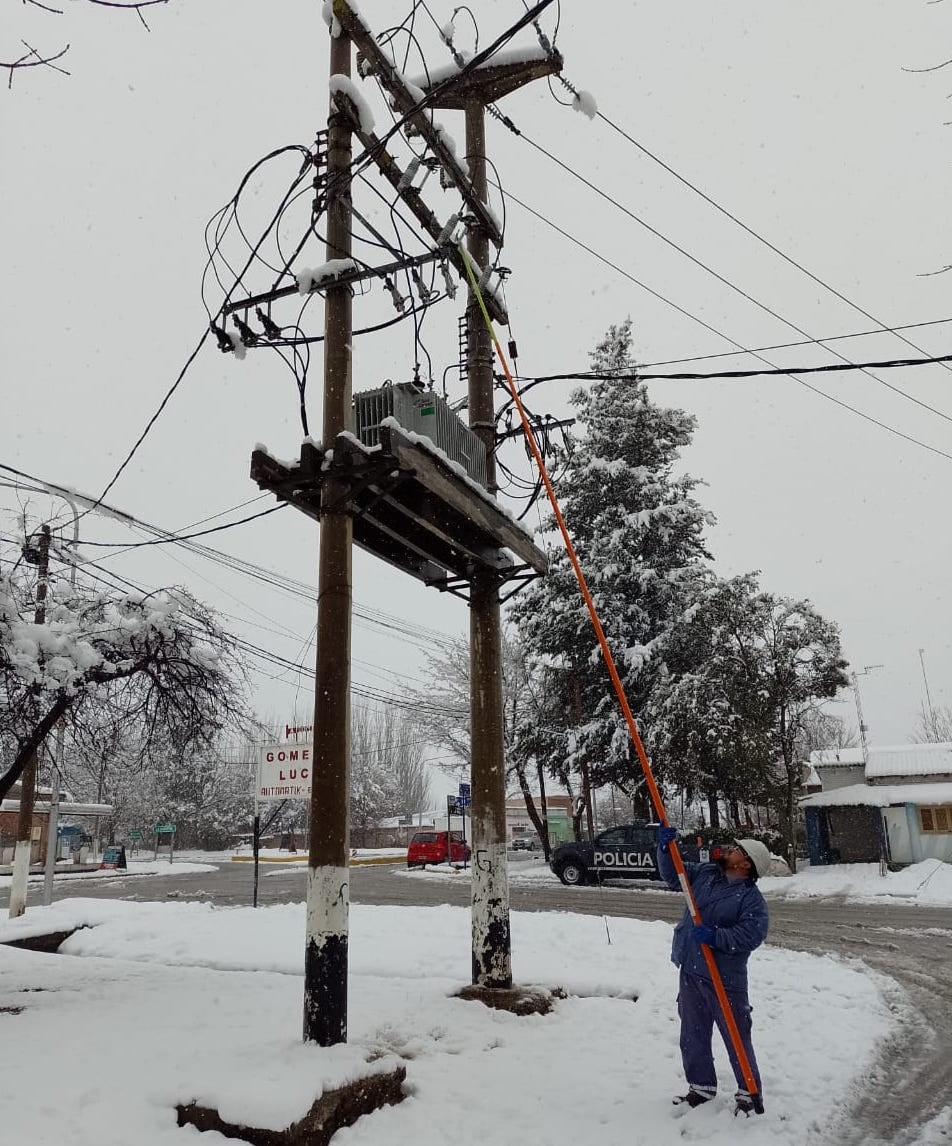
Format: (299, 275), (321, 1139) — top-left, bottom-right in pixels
(588, 105), (952, 380)
(637, 317), (952, 370)
(519, 351), (952, 385)
(500, 195), (952, 463)
(0, 463), (462, 650)
(76, 505), (286, 548)
(64, 550), (449, 715)
(512, 127), (952, 426)
(505, 189), (742, 350)
(529, 40), (952, 382)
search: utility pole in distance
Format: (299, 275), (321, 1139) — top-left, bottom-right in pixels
(9, 524), (51, 919)
(303, 11), (354, 1047)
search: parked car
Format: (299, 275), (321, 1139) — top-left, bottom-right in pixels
(550, 823), (704, 886)
(511, 835), (541, 851)
(407, 830), (471, 869)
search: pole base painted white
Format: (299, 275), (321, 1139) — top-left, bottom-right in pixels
(8, 839), (33, 918)
(470, 833), (512, 988)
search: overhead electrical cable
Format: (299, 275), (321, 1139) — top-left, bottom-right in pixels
(499, 199), (952, 463)
(512, 128), (952, 425)
(523, 31), (952, 381)
(516, 351), (952, 385)
(637, 317), (952, 369)
(587, 106), (952, 380)
(77, 505), (286, 549)
(0, 462), (460, 650)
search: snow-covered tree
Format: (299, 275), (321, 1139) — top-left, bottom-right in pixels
(647, 575), (849, 854)
(645, 573), (775, 828)
(510, 320), (714, 804)
(0, 561), (247, 804)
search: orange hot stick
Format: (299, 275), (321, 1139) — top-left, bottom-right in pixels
(461, 249), (761, 1108)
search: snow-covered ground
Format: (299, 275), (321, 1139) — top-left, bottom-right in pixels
(0, 858), (217, 890)
(0, 896), (908, 1146)
(494, 856), (952, 908)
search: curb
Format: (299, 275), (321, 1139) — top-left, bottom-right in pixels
(230, 855), (405, 867)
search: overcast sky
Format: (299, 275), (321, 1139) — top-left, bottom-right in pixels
(2, 0), (950, 761)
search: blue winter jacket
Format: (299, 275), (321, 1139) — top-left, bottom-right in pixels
(656, 845), (769, 991)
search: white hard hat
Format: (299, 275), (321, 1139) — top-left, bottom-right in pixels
(733, 838), (771, 881)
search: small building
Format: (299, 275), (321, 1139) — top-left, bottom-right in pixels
(801, 743), (952, 866)
(809, 747), (866, 791)
(505, 793), (572, 844)
(1, 789), (113, 866)
(0, 782), (51, 865)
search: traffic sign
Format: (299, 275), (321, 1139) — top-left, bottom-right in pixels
(154, 823), (176, 835)
(127, 829), (144, 841)
(458, 781), (471, 806)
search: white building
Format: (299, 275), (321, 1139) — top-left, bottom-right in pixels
(801, 743), (952, 866)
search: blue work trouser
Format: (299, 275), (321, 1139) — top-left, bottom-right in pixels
(677, 969), (762, 1099)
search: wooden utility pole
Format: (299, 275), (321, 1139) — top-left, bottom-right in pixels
(464, 102), (513, 987)
(8, 524), (51, 919)
(303, 15), (354, 1046)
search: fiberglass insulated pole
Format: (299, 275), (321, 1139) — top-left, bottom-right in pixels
(460, 247), (763, 1112)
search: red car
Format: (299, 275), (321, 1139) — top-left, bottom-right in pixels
(407, 830), (471, 869)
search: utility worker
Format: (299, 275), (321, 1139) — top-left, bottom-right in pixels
(657, 828), (771, 1116)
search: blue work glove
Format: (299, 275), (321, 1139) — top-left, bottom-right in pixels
(693, 923), (716, 946)
(657, 825), (678, 850)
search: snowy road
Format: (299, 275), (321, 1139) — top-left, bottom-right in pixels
(3, 860), (950, 1144)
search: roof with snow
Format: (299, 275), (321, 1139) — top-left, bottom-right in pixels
(800, 782), (952, 808)
(864, 743), (952, 780)
(810, 747), (866, 768)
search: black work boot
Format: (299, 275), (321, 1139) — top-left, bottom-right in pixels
(734, 1091), (764, 1116)
(673, 1089), (713, 1108)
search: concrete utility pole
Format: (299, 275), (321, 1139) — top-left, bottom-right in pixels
(9, 525), (51, 919)
(303, 16), (354, 1046)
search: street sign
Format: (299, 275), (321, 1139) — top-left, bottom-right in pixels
(257, 742), (313, 802)
(154, 823), (176, 835)
(446, 795), (461, 815)
(100, 845), (127, 870)
(458, 781), (471, 807)
(127, 829), (143, 841)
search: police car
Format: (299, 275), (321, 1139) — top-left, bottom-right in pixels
(550, 823), (703, 886)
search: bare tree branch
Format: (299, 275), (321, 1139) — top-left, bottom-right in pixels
(2, 40), (70, 87)
(3, 0), (168, 83)
(902, 56), (952, 72)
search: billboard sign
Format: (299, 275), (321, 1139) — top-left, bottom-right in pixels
(257, 742), (313, 802)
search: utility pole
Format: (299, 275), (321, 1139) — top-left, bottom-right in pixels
(9, 525), (51, 918)
(918, 648), (939, 742)
(246, 2), (558, 1013)
(463, 100), (513, 988)
(43, 500), (80, 906)
(303, 12), (354, 1046)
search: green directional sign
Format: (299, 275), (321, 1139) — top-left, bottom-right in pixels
(127, 829), (144, 840)
(154, 823), (176, 835)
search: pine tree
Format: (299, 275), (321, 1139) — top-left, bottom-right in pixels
(510, 320), (713, 802)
